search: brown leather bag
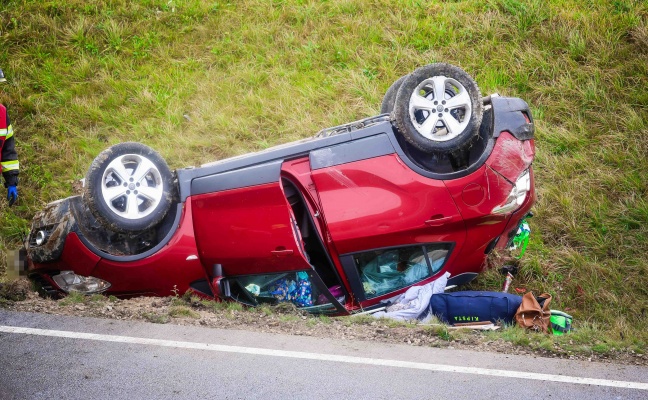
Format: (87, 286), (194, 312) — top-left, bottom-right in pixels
(515, 292), (552, 333)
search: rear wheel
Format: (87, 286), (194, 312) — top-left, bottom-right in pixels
(392, 63), (483, 154)
(84, 142), (174, 233)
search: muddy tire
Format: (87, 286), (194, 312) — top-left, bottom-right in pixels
(84, 142), (174, 233)
(392, 63), (483, 154)
(380, 75), (408, 114)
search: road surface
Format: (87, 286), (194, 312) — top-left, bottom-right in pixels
(0, 310), (646, 399)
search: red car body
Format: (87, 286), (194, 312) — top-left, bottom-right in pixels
(25, 96), (535, 315)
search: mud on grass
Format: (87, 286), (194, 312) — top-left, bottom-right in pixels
(1, 279), (646, 366)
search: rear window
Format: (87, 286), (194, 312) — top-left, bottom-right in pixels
(353, 244), (449, 298)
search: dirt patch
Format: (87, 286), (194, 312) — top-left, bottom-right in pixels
(1, 278), (646, 367)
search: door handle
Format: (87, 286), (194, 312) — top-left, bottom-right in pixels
(425, 215), (454, 227)
(271, 249), (294, 257)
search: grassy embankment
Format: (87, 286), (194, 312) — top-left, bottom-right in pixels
(0, 0), (646, 353)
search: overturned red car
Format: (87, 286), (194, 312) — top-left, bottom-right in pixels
(23, 63), (535, 314)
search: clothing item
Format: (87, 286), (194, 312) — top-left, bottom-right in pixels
(372, 272), (450, 321)
(269, 272), (313, 307)
(0, 104), (19, 188)
(294, 271), (313, 307)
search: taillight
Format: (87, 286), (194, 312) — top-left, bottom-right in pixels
(491, 170), (531, 215)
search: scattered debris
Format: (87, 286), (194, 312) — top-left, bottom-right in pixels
(449, 322), (500, 331)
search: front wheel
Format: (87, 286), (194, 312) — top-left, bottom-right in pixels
(392, 63), (483, 154)
(84, 142), (175, 233)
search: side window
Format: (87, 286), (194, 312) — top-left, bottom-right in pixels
(229, 272), (345, 313)
(354, 244), (449, 298)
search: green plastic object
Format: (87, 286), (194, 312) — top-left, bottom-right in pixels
(511, 219), (531, 259)
(550, 310), (573, 335)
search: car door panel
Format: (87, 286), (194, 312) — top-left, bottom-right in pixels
(191, 182), (310, 276)
(310, 153), (466, 256)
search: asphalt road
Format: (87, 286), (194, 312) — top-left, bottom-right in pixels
(0, 310), (646, 400)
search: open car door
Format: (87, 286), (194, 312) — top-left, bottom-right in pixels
(191, 163), (311, 276)
(310, 145), (466, 304)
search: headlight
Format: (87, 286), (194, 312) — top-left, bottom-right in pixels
(52, 271), (111, 294)
(492, 170), (531, 215)
(35, 230), (47, 246)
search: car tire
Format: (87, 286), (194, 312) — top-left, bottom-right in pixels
(84, 142), (175, 233)
(380, 74), (408, 114)
(392, 63), (483, 154)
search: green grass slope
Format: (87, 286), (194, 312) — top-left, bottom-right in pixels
(0, 0), (646, 350)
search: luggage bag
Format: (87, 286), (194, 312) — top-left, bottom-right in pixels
(429, 291), (523, 325)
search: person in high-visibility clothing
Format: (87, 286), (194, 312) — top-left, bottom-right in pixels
(0, 68), (19, 206)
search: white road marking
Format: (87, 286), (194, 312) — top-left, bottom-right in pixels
(2, 325), (646, 390)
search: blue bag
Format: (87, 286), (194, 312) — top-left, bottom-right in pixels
(429, 291), (522, 325)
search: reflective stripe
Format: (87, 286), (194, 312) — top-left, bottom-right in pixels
(0, 127), (7, 137)
(5, 124), (13, 139)
(1, 160), (19, 171)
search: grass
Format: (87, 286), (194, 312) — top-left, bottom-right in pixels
(168, 305), (200, 319)
(0, 0), (647, 351)
(59, 291), (86, 306)
(141, 311), (169, 324)
(279, 314), (301, 323)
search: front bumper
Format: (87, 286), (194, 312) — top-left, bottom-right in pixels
(27, 197), (77, 265)
(26, 196), (103, 297)
(26, 196), (206, 298)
